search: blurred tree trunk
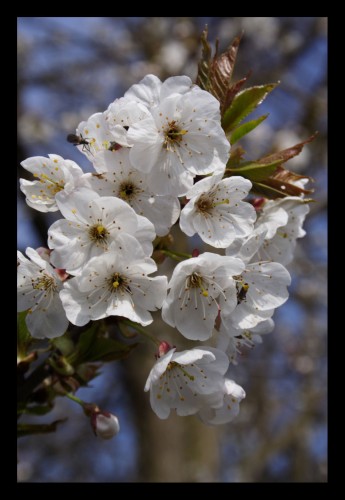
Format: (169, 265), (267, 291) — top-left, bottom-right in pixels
(123, 317), (220, 482)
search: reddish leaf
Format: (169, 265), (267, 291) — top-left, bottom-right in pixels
(196, 27), (243, 114)
(227, 134), (317, 199)
(256, 133), (317, 167)
(251, 178), (314, 199)
(227, 146), (246, 167)
(270, 165), (315, 186)
(223, 72), (251, 112)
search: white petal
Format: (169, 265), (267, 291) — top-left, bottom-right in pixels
(55, 187), (99, 223)
(144, 349), (175, 390)
(125, 74), (162, 107)
(160, 75), (193, 100)
(26, 298), (68, 339)
(59, 280), (91, 326)
(128, 118), (164, 173)
(245, 261), (291, 310)
(172, 348), (216, 366)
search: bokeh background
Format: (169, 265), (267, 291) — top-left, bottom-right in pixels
(17, 17), (327, 482)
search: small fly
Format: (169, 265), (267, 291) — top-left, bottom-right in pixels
(236, 281), (249, 304)
(234, 275), (249, 305)
(66, 133), (93, 155)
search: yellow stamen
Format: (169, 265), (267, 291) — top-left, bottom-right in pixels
(212, 198), (230, 207)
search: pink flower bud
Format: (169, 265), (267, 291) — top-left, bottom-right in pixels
(157, 340), (172, 358)
(251, 197), (266, 212)
(91, 411), (120, 440)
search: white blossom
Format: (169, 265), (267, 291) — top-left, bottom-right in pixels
(227, 260), (288, 330)
(227, 197), (310, 266)
(180, 175), (256, 248)
(197, 378), (246, 425)
(104, 96), (151, 148)
(20, 154), (84, 213)
(124, 74), (193, 109)
(253, 197), (310, 265)
(82, 149), (180, 236)
(162, 253), (245, 341)
(217, 318), (275, 364)
(126, 76), (230, 196)
(48, 187), (155, 275)
(225, 230), (291, 329)
(75, 112), (120, 162)
(17, 248), (68, 339)
(59, 240), (167, 327)
(144, 346), (229, 419)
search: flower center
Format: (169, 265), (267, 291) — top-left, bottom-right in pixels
(34, 173), (65, 195)
(32, 273), (57, 292)
(88, 224), (109, 242)
(187, 272), (209, 297)
(196, 194), (230, 215)
(118, 181), (139, 201)
(163, 120), (188, 150)
(108, 272), (132, 294)
(196, 196), (213, 214)
(166, 361), (195, 381)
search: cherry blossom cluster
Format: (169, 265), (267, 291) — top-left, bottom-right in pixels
(18, 74), (309, 426)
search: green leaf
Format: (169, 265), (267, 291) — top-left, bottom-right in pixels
(228, 162), (279, 182)
(17, 419), (66, 438)
(17, 311), (33, 357)
(230, 114), (268, 145)
(222, 72), (251, 112)
(51, 333), (74, 356)
(71, 322), (99, 363)
(82, 337), (137, 363)
(222, 83), (278, 132)
(71, 322), (136, 364)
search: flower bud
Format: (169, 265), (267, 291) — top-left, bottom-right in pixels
(157, 340), (173, 358)
(91, 411), (120, 440)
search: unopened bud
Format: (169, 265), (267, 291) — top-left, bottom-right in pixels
(251, 197), (266, 212)
(156, 340), (173, 358)
(91, 411), (120, 440)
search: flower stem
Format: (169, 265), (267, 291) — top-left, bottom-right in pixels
(160, 249), (191, 261)
(64, 392), (85, 407)
(120, 319), (160, 346)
